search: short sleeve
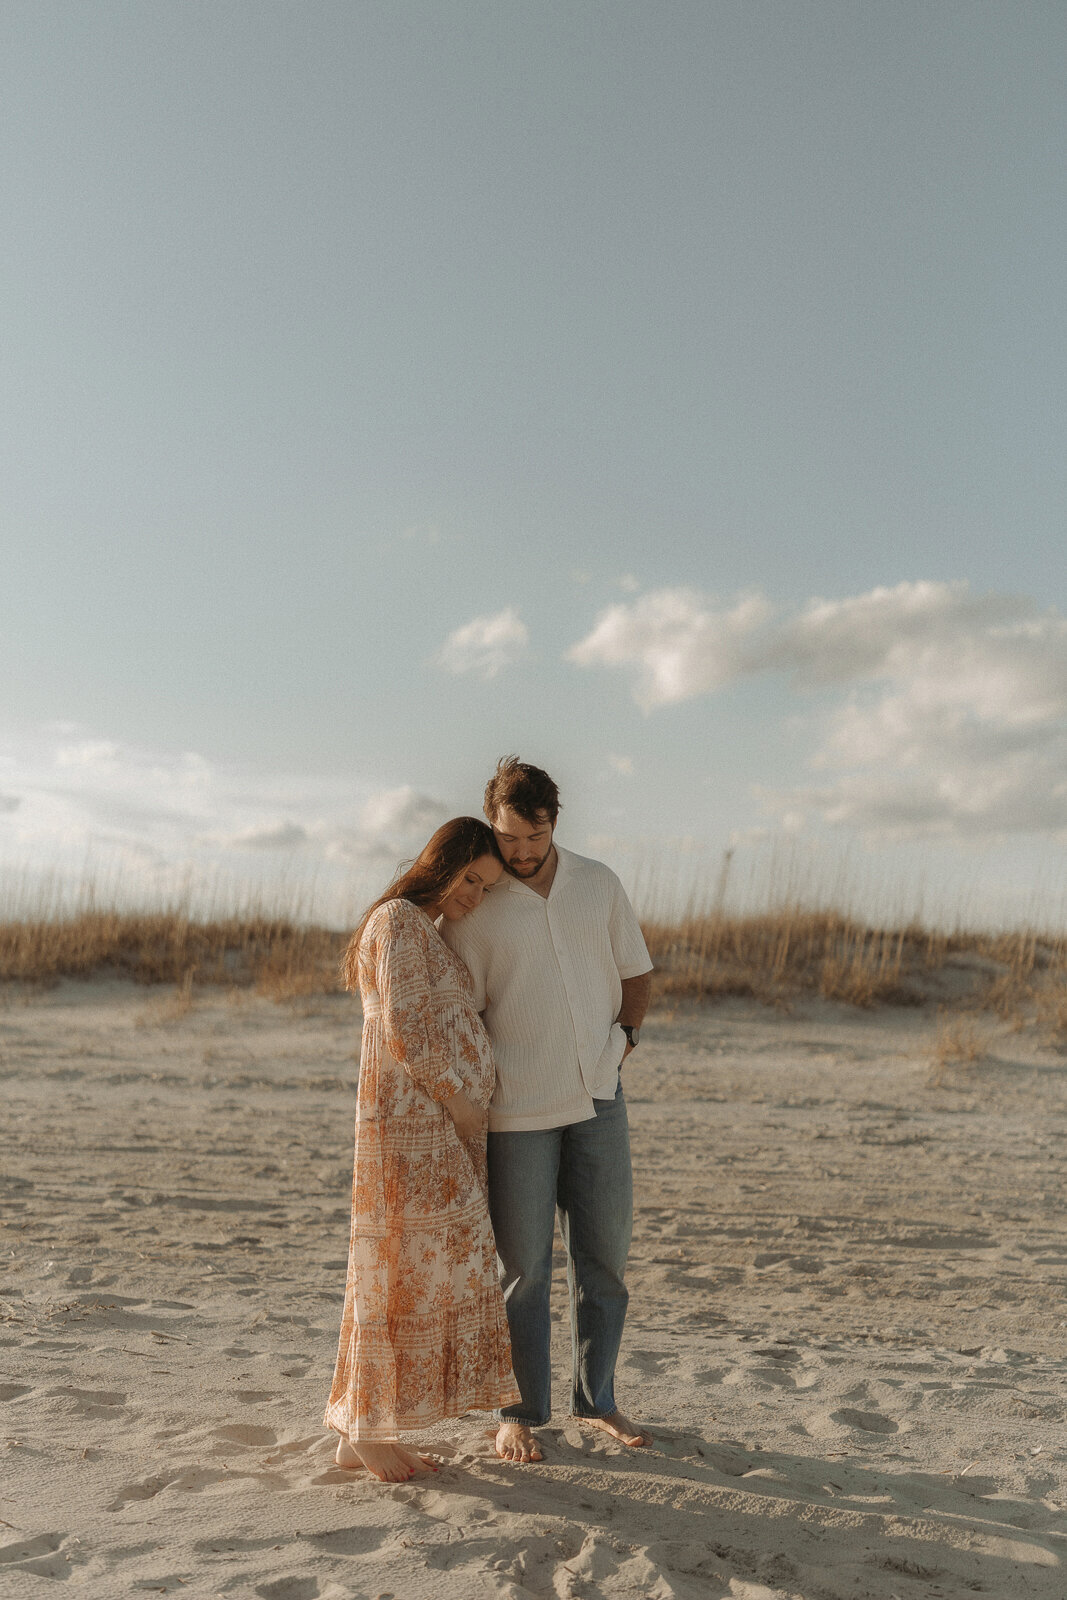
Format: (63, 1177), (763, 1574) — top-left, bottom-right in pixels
(371, 901), (465, 1102)
(608, 876), (654, 979)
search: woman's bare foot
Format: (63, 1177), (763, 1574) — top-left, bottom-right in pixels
(335, 1436), (437, 1482)
(495, 1420), (544, 1463)
(580, 1409), (653, 1447)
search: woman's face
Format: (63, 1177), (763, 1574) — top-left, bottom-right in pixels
(437, 853), (503, 921)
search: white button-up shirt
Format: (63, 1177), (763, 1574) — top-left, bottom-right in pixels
(441, 846), (653, 1132)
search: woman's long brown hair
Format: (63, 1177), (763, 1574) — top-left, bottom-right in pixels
(341, 815), (501, 991)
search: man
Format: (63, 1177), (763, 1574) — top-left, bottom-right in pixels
(441, 756), (653, 1464)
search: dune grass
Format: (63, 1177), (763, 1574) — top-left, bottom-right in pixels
(1, 896), (1065, 1034)
(0, 908), (345, 1001)
(642, 907), (1062, 1003)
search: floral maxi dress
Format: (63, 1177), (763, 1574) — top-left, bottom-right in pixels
(324, 897), (519, 1441)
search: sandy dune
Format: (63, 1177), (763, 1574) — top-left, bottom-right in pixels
(2, 980), (1066, 1598)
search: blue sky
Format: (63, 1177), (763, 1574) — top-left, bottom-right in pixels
(2, 2), (1065, 925)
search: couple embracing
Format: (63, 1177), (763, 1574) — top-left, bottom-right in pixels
(324, 757), (654, 1480)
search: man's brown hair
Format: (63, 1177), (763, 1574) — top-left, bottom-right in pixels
(484, 756), (561, 827)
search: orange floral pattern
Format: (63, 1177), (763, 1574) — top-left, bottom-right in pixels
(324, 897), (518, 1441)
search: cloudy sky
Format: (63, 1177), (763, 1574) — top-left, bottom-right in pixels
(3, 2), (1065, 925)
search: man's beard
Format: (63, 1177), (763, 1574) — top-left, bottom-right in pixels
(505, 848), (551, 879)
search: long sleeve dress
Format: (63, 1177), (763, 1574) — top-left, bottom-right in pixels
(324, 896), (519, 1441)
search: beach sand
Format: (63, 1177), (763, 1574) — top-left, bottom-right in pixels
(2, 980), (1066, 1598)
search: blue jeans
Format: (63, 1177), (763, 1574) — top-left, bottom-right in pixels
(487, 1080), (632, 1427)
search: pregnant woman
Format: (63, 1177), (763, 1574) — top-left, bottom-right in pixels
(324, 816), (519, 1481)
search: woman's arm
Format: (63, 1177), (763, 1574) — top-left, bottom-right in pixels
(374, 901), (467, 1103)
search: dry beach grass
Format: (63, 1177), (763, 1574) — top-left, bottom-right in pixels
(1, 898), (1065, 1028)
(3, 895), (1067, 1597)
(0, 908), (342, 1000)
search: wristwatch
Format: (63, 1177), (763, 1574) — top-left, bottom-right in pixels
(621, 1025), (640, 1048)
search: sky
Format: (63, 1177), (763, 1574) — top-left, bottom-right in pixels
(2, 1), (1065, 927)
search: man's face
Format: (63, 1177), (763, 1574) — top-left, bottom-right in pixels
(489, 805), (554, 880)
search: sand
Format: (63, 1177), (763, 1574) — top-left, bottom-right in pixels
(2, 979), (1066, 1599)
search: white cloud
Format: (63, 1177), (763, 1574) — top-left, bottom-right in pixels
(436, 608), (529, 680)
(325, 787), (451, 864)
(0, 729), (455, 917)
(761, 581), (1032, 685)
(567, 588), (772, 711)
(606, 754), (634, 776)
(569, 580), (1067, 841)
(359, 786), (446, 838)
(55, 738), (122, 770)
(226, 821), (309, 851)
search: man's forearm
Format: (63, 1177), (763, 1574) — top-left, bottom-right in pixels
(619, 971), (652, 1027)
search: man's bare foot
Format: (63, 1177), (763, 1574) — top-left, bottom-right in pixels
(334, 1436), (437, 1482)
(580, 1409), (653, 1447)
(495, 1420), (544, 1463)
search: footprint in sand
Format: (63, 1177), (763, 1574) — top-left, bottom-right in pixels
(723, 1359), (798, 1392)
(107, 1468), (198, 1508)
(750, 1365), (799, 1389)
(46, 1386), (128, 1417)
(254, 1579), (321, 1600)
(261, 1435), (333, 1467)
(0, 1531), (79, 1581)
(474, 1529), (585, 1591)
(692, 1366), (727, 1385)
(213, 1424), (278, 1447)
(108, 1463), (283, 1509)
(627, 1349), (673, 1376)
(553, 1531), (675, 1598)
(305, 1527), (389, 1557)
(829, 1406), (899, 1434)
